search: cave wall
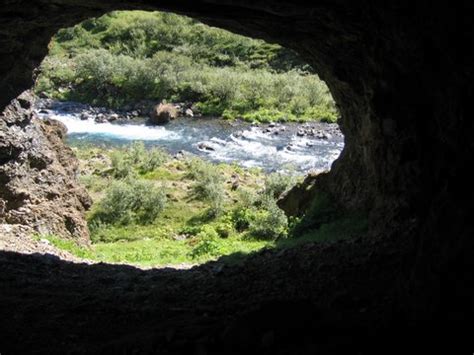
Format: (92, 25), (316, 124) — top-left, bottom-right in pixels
(1, 0), (473, 321)
(0, 92), (92, 243)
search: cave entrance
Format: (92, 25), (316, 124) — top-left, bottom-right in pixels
(30, 10), (346, 268)
(2, 3), (473, 352)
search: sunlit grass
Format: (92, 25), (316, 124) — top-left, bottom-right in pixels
(39, 233), (271, 267)
(40, 144), (366, 268)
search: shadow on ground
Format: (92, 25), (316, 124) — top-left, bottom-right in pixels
(1, 234), (471, 354)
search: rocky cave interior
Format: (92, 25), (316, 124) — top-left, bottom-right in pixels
(1, 1), (473, 354)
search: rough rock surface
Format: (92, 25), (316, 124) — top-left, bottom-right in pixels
(0, 92), (92, 245)
(277, 172), (320, 217)
(149, 103), (178, 125)
(0, 232), (470, 354)
(0, 224), (83, 261)
(0, 1), (473, 353)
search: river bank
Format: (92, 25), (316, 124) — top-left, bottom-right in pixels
(35, 99), (344, 173)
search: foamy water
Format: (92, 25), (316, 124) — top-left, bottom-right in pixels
(46, 112), (180, 141)
(37, 103), (344, 173)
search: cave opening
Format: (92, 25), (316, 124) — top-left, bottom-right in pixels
(1, 2), (473, 353)
(22, 10), (349, 268)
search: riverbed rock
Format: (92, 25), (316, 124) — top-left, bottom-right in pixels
(95, 113), (107, 123)
(185, 108), (194, 117)
(197, 142), (215, 151)
(109, 113), (119, 122)
(0, 91), (92, 245)
(149, 103), (178, 125)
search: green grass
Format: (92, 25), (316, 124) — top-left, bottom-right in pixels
(277, 214), (368, 249)
(66, 144), (279, 266)
(41, 144), (367, 268)
(35, 10), (338, 123)
(37, 212), (366, 268)
(34, 234), (95, 259)
(37, 231), (270, 267)
(92, 237), (270, 267)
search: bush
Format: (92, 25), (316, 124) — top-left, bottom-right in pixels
(247, 196), (288, 240)
(108, 142), (168, 178)
(110, 150), (134, 178)
(231, 207), (254, 232)
(35, 10), (339, 121)
(264, 172), (297, 199)
(139, 147), (168, 173)
(189, 225), (221, 258)
(230, 186), (289, 239)
(188, 158), (226, 217)
(242, 108), (295, 123)
(89, 178), (166, 227)
(214, 214), (235, 238)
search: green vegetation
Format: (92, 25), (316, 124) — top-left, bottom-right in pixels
(88, 178), (167, 227)
(72, 143), (290, 265)
(40, 143), (366, 267)
(35, 11), (338, 123)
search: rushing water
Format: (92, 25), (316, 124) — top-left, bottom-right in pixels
(36, 101), (344, 173)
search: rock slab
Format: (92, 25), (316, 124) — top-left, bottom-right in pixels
(0, 92), (92, 245)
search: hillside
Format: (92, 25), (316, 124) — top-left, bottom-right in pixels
(35, 11), (338, 123)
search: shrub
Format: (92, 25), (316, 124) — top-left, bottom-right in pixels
(232, 207), (254, 232)
(89, 178), (166, 227)
(264, 172), (297, 199)
(139, 147), (168, 173)
(214, 214), (234, 238)
(35, 10), (339, 121)
(110, 150), (134, 178)
(189, 225), (221, 258)
(242, 108), (295, 123)
(247, 196), (288, 240)
(302, 106), (338, 123)
(230, 183), (289, 239)
(127, 141), (147, 165)
(107, 142), (168, 177)
(188, 158), (226, 217)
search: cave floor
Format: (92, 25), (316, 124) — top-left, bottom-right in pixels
(0, 234), (424, 355)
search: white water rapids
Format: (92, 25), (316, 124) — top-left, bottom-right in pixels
(37, 102), (344, 173)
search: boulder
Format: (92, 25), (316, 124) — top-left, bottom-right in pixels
(197, 142), (215, 151)
(277, 172), (322, 217)
(108, 113), (119, 122)
(95, 113), (106, 123)
(148, 103), (178, 125)
(80, 112), (90, 121)
(185, 108), (194, 117)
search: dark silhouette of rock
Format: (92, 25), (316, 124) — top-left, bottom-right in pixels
(277, 172), (320, 217)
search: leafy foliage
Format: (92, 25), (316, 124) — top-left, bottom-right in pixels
(89, 178), (167, 228)
(47, 144), (369, 268)
(188, 158), (226, 217)
(247, 197), (288, 240)
(35, 10), (339, 122)
(110, 142), (167, 178)
(264, 172), (297, 199)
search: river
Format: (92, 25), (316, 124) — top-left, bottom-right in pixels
(36, 101), (344, 174)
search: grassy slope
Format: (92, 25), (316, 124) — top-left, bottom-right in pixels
(40, 144), (367, 268)
(35, 11), (338, 123)
(69, 145), (272, 266)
